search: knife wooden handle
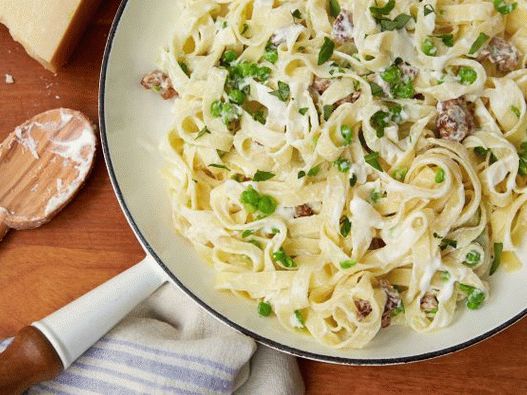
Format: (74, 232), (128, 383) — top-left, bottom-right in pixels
(0, 326), (63, 395)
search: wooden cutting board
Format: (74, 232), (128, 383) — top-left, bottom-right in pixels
(0, 1), (525, 394)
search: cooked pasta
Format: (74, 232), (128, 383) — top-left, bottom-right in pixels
(145, 0), (527, 348)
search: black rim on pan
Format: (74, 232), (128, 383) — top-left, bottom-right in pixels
(99, 0), (527, 366)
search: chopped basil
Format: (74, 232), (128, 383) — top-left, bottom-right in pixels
(435, 168), (445, 183)
(340, 259), (357, 269)
(440, 270), (450, 282)
(318, 37), (335, 65)
(270, 81), (290, 102)
(490, 242), (503, 275)
(424, 4), (435, 16)
(493, 0), (517, 15)
(323, 104), (335, 121)
(422, 37), (437, 56)
(518, 142), (527, 176)
(178, 61), (190, 77)
(365, 152), (382, 171)
(299, 107), (309, 115)
(349, 174), (357, 186)
(511, 105), (521, 118)
(253, 170), (275, 182)
(379, 14), (412, 31)
(297, 170), (306, 179)
(272, 247), (296, 268)
(291, 9), (302, 20)
(437, 34), (454, 47)
(369, 0), (395, 17)
(458, 283), (485, 310)
(392, 167), (408, 181)
(241, 229), (254, 238)
(340, 125), (353, 145)
(334, 158), (351, 173)
(463, 250), (481, 267)
(209, 163), (230, 170)
(371, 110), (390, 138)
(369, 188), (384, 204)
(340, 216), (351, 237)
(258, 301), (272, 316)
(195, 126), (211, 140)
(210, 100), (223, 117)
(329, 0), (341, 17)
(252, 110), (267, 124)
(240, 23), (249, 35)
(263, 42), (278, 64)
(221, 49), (238, 65)
(458, 66), (477, 85)
(439, 237), (457, 250)
(307, 164), (322, 177)
(468, 33), (490, 55)
(474, 146), (490, 157)
(369, 81), (384, 97)
(294, 310), (306, 327)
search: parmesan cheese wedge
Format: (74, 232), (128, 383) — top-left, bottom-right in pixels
(0, 0), (101, 72)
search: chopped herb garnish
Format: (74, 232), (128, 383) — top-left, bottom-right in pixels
(329, 0), (341, 17)
(340, 216), (351, 237)
(392, 81), (414, 98)
(270, 81), (290, 102)
(439, 237), (457, 250)
(271, 227), (280, 235)
(340, 259), (357, 269)
(458, 283), (485, 310)
(518, 142), (527, 176)
(291, 9), (302, 20)
(252, 110), (267, 124)
(440, 270), (450, 282)
(364, 152), (382, 171)
(178, 61), (190, 77)
(468, 33), (489, 55)
(307, 164), (321, 177)
(379, 14), (412, 31)
(323, 104), (335, 121)
(211, 100), (223, 117)
(474, 146), (490, 157)
(241, 229), (254, 238)
(240, 23), (249, 35)
(349, 173), (357, 186)
(424, 4), (435, 16)
(258, 301), (272, 316)
(340, 125), (353, 145)
(392, 167), (408, 181)
(228, 88), (246, 104)
(272, 247), (296, 268)
(299, 107), (309, 116)
(334, 158), (351, 173)
(317, 37), (335, 65)
(195, 126), (211, 140)
(221, 49), (238, 65)
(294, 310), (305, 327)
(248, 239), (262, 249)
(371, 110), (390, 138)
(463, 250), (481, 267)
(511, 105), (521, 118)
(438, 34), (454, 47)
(209, 163), (230, 170)
(458, 66), (477, 85)
(263, 42), (278, 64)
(422, 37), (438, 56)
(369, 81), (384, 97)
(369, 0), (395, 17)
(490, 242), (503, 275)
(297, 170), (306, 179)
(493, 0), (517, 15)
(253, 170), (275, 182)
(381, 64), (402, 84)
(369, 188), (384, 204)
(435, 168), (445, 183)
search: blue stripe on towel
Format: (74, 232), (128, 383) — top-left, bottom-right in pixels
(84, 346), (233, 393)
(100, 337), (237, 374)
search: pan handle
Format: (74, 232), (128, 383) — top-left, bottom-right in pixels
(0, 255), (167, 393)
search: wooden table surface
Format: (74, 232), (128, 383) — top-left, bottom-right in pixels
(0, 1), (525, 394)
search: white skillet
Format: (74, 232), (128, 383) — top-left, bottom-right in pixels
(0, 0), (526, 391)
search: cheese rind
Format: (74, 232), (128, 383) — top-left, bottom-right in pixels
(0, 0), (101, 72)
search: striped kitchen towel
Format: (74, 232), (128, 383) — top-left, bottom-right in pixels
(0, 285), (304, 395)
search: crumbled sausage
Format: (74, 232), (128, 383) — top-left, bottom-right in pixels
(141, 70), (177, 99)
(294, 204), (314, 218)
(436, 97), (475, 142)
(379, 279), (402, 328)
(420, 292), (438, 317)
(310, 77), (331, 95)
(332, 10), (354, 44)
(479, 37), (520, 73)
(334, 91), (361, 107)
(354, 299), (372, 321)
(369, 237), (386, 250)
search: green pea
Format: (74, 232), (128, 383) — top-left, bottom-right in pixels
(258, 195), (277, 215)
